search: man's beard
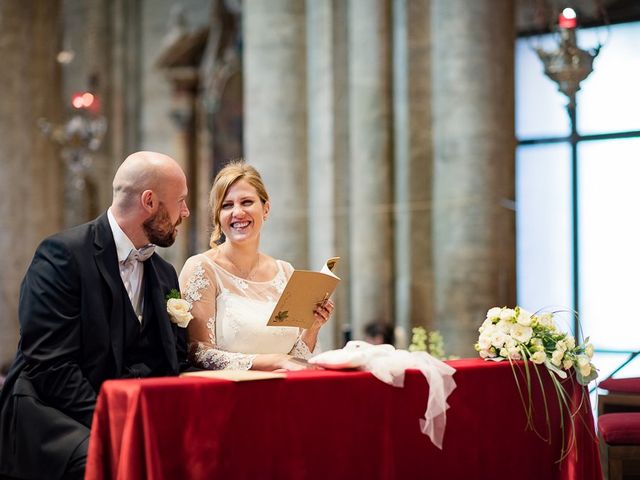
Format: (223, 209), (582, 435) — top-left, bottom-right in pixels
(143, 202), (182, 247)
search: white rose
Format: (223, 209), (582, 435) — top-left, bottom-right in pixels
(509, 324), (533, 344)
(531, 337), (543, 347)
(500, 308), (516, 322)
(490, 331), (508, 349)
(565, 336), (576, 350)
(167, 298), (193, 328)
(585, 343), (594, 358)
(507, 347), (522, 360)
(556, 340), (567, 353)
(479, 318), (493, 333)
(551, 350), (564, 367)
(496, 319), (512, 333)
(579, 364), (592, 377)
(480, 349), (497, 359)
(504, 336), (516, 349)
(563, 359), (574, 369)
(531, 351), (547, 364)
(538, 313), (554, 328)
(478, 334), (492, 350)
(577, 354), (590, 368)
(517, 309), (533, 327)
(480, 347), (497, 358)
(486, 307), (502, 320)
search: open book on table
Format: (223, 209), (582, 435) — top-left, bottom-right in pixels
(266, 257), (340, 329)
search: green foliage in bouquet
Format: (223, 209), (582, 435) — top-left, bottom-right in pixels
(474, 306), (597, 385)
(475, 306), (598, 462)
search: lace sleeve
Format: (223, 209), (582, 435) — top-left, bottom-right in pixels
(190, 341), (256, 370)
(289, 334), (320, 359)
(179, 255), (256, 370)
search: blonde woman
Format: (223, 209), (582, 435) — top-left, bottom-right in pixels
(179, 161), (333, 371)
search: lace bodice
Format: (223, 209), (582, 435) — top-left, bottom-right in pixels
(179, 252), (316, 370)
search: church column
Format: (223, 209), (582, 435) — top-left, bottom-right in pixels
(348, 0), (394, 338)
(163, 72), (199, 263)
(431, 0), (516, 356)
(243, 0), (308, 268)
(331, 1), (351, 348)
(0, 0), (63, 363)
(306, 0), (350, 349)
(86, 0), (117, 212)
(392, 0), (434, 346)
(111, 0), (141, 165)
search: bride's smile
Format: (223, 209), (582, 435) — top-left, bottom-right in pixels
(231, 220), (251, 230)
(219, 179), (269, 243)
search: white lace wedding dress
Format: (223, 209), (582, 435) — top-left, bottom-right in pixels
(179, 253), (317, 370)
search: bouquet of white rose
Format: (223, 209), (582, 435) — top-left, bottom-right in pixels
(475, 306), (597, 385)
(475, 306), (598, 461)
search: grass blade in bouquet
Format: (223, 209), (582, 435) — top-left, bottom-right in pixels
(474, 306), (598, 461)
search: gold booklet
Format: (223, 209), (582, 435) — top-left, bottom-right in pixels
(266, 257), (341, 329)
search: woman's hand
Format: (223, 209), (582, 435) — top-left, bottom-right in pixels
(300, 298), (334, 352)
(311, 298), (334, 330)
(251, 353), (316, 371)
(275, 357), (321, 372)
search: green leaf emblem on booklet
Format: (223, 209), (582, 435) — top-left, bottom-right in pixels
(266, 257), (340, 329)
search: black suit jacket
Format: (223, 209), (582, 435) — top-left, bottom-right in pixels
(0, 213), (188, 479)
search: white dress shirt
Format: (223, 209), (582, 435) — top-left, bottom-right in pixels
(107, 208), (145, 322)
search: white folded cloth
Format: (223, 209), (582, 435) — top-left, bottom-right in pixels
(309, 341), (457, 449)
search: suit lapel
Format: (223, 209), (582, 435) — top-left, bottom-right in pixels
(93, 213), (125, 376)
(144, 258), (179, 372)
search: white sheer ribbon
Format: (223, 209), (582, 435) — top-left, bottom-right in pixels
(309, 341), (457, 449)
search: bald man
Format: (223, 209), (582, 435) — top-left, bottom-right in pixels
(0, 152), (191, 480)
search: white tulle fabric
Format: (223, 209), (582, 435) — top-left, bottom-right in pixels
(309, 341), (457, 449)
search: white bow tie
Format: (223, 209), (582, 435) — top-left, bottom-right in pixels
(124, 244), (156, 264)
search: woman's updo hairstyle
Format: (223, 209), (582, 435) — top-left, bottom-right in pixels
(208, 160), (269, 247)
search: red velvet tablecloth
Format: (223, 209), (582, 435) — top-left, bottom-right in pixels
(85, 358), (602, 480)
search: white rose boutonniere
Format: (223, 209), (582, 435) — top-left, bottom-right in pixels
(166, 289), (193, 328)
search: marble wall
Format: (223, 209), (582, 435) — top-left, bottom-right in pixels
(243, 0), (516, 354)
(0, 0), (212, 365)
(431, 0), (516, 355)
(0, 0), (64, 365)
(0, 0), (519, 363)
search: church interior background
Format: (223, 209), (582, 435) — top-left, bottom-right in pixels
(1, 0), (639, 380)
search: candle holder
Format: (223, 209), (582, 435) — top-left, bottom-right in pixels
(39, 92), (107, 224)
(534, 8), (603, 109)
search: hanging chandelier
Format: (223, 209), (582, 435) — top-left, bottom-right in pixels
(534, 7), (604, 109)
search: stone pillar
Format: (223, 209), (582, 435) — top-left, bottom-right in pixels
(392, 0), (434, 347)
(243, 0), (308, 268)
(161, 74), (198, 265)
(112, 0), (141, 164)
(306, 0), (350, 349)
(331, 0), (351, 348)
(432, 0), (516, 356)
(87, 0), (113, 208)
(348, 0), (394, 338)
(0, 0), (63, 363)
